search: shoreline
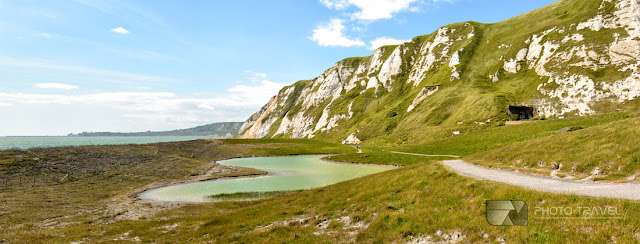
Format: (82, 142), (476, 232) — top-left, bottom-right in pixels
(134, 154), (396, 204)
(0, 137), (221, 151)
(320, 157), (404, 168)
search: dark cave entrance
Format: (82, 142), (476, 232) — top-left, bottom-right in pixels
(507, 106), (534, 120)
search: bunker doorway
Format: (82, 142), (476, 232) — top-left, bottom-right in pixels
(508, 106), (534, 120)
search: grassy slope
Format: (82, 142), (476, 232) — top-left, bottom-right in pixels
(333, 112), (640, 179)
(397, 112), (636, 156)
(0, 139), (355, 242)
(469, 116), (640, 181)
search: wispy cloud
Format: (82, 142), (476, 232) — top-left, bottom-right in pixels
(310, 19), (366, 47)
(243, 71), (268, 81)
(34, 83), (79, 90)
(40, 33), (52, 39)
(0, 56), (182, 83)
(110, 26), (129, 34)
(369, 37), (410, 50)
(74, 0), (167, 27)
(54, 34), (185, 63)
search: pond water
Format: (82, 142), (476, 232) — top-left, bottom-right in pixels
(138, 155), (395, 202)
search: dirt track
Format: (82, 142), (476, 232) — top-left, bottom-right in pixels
(387, 151), (640, 200)
(442, 159), (640, 200)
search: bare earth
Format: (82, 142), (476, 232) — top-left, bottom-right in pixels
(442, 159), (640, 200)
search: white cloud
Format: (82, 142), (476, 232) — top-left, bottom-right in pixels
(111, 27), (129, 34)
(227, 80), (287, 105)
(369, 37), (410, 50)
(310, 19), (366, 47)
(313, 0), (423, 48)
(40, 33), (52, 39)
(244, 71), (268, 80)
(0, 80), (287, 126)
(34, 83), (79, 90)
(320, 0), (418, 20)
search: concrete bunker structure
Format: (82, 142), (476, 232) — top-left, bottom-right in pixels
(507, 106), (534, 120)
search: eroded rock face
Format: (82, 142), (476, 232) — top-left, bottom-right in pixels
(341, 133), (362, 145)
(378, 46), (404, 91)
(407, 86), (439, 112)
(407, 25), (476, 87)
(503, 48), (528, 74)
(239, 95), (279, 138)
(239, 0), (640, 141)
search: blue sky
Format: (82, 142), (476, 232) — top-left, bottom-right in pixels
(0, 0), (557, 136)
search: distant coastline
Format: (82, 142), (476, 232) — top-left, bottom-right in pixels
(0, 136), (223, 150)
(67, 122), (244, 137)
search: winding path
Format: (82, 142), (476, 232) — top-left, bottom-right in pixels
(388, 151), (640, 200)
(388, 151), (460, 158)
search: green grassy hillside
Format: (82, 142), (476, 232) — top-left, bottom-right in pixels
(398, 112), (636, 156)
(469, 115), (640, 181)
(241, 0), (640, 145)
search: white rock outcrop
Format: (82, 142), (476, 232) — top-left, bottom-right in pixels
(449, 51), (461, 81)
(503, 48), (528, 74)
(378, 46), (404, 91)
(341, 133), (362, 145)
(408, 27), (453, 86)
(407, 86), (439, 112)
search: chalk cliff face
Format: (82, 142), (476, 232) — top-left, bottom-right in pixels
(240, 0), (640, 144)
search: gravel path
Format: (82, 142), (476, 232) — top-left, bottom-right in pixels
(386, 151), (640, 200)
(442, 159), (640, 200)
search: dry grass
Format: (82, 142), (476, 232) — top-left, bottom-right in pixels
(0, 139), (355, 242)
